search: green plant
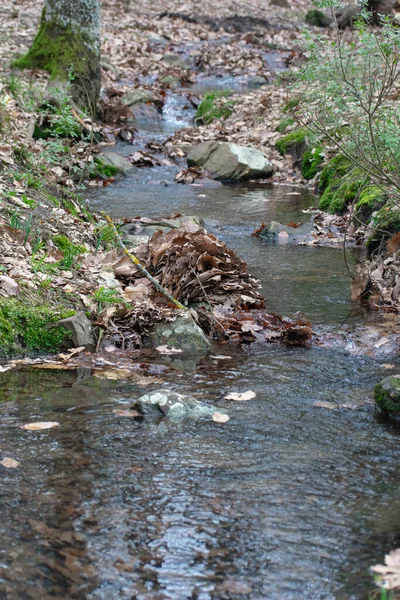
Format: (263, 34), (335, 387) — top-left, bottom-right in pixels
(195, 91), (234, 125)
(94, 223), (118, 251)
(296, 0), (400, 201)
(91, 286), (128, 312)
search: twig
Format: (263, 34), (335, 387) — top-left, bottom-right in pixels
(101, 212), (187, 311)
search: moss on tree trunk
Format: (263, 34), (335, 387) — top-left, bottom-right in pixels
(14, 0), (101, 109)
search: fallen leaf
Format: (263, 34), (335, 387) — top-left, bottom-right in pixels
(224, 390), (256, 401)
(0, 457), (19, 468)
(113, 409), (141, 417)
(314, 401), (336, 409)
(155, 345), (183, 354)
(21, 422), (60, 431)
(212, 412), (230, 423)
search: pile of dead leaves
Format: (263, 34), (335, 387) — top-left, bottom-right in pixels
(136, 227), (265, 307)
(108, 224), (313, 346)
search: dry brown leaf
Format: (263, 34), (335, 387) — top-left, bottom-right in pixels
(212, 412), (230, 423)
(113, 409), (141, 417)
(155, 345), (183, 354)
(0, 457), (20, 468)
(224, 390), (256, 401)
(21, 422), (60, 431)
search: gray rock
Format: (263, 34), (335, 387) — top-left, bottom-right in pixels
(162, 54), (190, 69)
(55, 311), (96, 351)
(262, 221), (289, 236)
(146, 311), (210, 353)
(248, 76), (268, 88)
(128, 103), (162, 130)
(98, 152), (135, 176)
(187, 141), (273, 181)
(122, 89), (157, 107)
(132, 389), (223, 420)
(375, 376), (400, 413)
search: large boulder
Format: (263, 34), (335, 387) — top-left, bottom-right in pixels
(187, 141), (273, 181)
(146, 311), (210, 354)
(132, 389), (222, 420)
(374, 376), (400, 413)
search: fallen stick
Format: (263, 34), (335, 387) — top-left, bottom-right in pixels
(101, 212), (187, 311)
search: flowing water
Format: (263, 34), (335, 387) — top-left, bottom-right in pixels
(1, 102), (400, 600)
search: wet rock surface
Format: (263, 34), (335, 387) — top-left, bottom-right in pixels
(146, 312), (211, 353)
(132, 388), (221, 419)
(374, 375), (400, 413)
(187, 141), (273, 181)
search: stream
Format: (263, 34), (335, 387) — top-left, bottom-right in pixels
(1, 95), (400, 600)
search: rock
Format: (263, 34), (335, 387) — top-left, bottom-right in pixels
(101, 57), (120, 78)
(271, 0), (290, 6)
(98, 152), (135, 176)
(146, 311), (210, 353)
(187, 141), (273, 181)
(375, 376), (400, 413)
(305, 9), (332, 27)
(162, 54), (190, 69)
(122, 89), (157, 107)
(159, 75), (180, 88)
(262, 221), (289, 236)
(129, 103), (162, 129)
(55, 311), (96, 351)
(335, 4), (361, 27)
(248, 75), (269, 88)
(121, 215), (205, 245)
(0, 276), (20, 297)
(132, 389), (223, 420)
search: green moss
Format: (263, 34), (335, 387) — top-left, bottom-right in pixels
(195, 91), (234, 125)
(366, 203), (400, 252)
(0, 298), (74, 357)
(374, 377), (400, 413)
(319, 168), (364, 213)
(93, 158), (118, 179)
(13, 9), (92, 82)
(301, 146), (324, 180)
(319, 155), (352, 191)
(355, 186), (386, 223)
(275, 117), (294, 134)
(305, 9), (331, 27)
(275, 127), (308, 156)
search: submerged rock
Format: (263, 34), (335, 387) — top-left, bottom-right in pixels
(146, 312), (210, 354)
(187, 141), (273, 181)
(374, 376), (400, 413)
(132, 389), (222, 420)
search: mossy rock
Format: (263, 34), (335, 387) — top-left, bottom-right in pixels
(374, 376), (400, 413)
(301, 146), (324, 180)
(0, 298), (74, 357)
(319, 155), (352, 191)
(355, 186), (386, 224)
(366, 203), (400, 253)
(305, 9), (332, 27)
(275, 127), (308, 160)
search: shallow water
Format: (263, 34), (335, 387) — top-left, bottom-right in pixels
(2, 135), (400, 597)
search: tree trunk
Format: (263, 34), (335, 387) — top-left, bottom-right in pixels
(14, 0), (101, 110)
